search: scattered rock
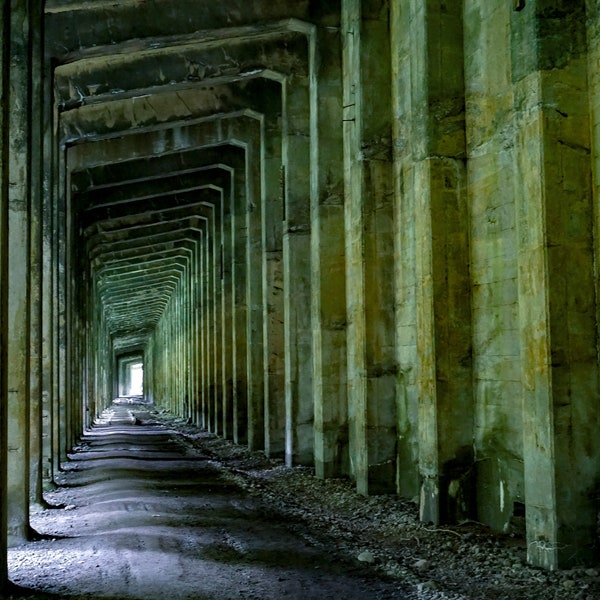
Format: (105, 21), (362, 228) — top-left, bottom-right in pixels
(357, 550), (375, 563)
(416, 580), (438, 592)
(413, 559), (431, 571)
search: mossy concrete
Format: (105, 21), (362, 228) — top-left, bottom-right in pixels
(4, 0), (600, 581)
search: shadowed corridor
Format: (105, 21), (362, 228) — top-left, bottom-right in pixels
(9, 404), (406, 599)
(3, 2), (600, 597)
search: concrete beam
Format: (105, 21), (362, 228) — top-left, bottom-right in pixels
(45, 3), (310, 54)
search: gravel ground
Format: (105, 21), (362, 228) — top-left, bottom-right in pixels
(6, 406), (600, 600)
(168, 414), (600, 600)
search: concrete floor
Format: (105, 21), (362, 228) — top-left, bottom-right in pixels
(8, 405), (408, 600)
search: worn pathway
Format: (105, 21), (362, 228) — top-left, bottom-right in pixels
(8, 404), (408, 600)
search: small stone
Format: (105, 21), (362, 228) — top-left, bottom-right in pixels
(357, 550), (375, 563)
(413, 559), (431, 571)
(585, 568), (599, 577)
(417, 581), (438, 592)
(563, 580), (576, 590)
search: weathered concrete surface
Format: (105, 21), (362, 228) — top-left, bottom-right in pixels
(9, 405), (407, 599)
(4, 0), (600, 584)
(392, 0), (472, 526)
(342, 0), (396, 497)
(6, 0), (38, 552)
(463, 0), (524, 540)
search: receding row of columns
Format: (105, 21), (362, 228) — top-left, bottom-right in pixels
(2, 1), (600, 582)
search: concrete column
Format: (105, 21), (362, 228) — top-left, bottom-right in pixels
(392, 0), (471, 523)
(463, 0), (526, 537)
(6, 0), (33, 546)
(202, 221), (212, 427)
(145, 341), (153, 405)
(191, 229), (201, 421)
(168, 294), (176, 412)
(84, 282), (94, 429)
(208, 204), (222, 434)
(512, 0), (600, 569)
(283, 71), (314, 466)
(221, 170), (235, 439)
(29, 0), (44, 509)
(200, 218), (209, 426)
(244, 129), (265, 452)
(390, 3), (418, 502)
(198, 228), (207, 426)
(214, 197), (225, 434)
(203, 215), (213, 429)
(311, 23), (348, 479)
(186, 259), (194, 421)
(65, 167), (77, 455)
(56, 150), (68, 467)
(177, 283), (185, 414)
(260, 89), (287, 459)
(232, 162), (248, 445)
(51, 155), (62, 477)
(41, 137), (54, 484)
(342, 0), (396, 494)
(588, 0), (600, 352)
(0, 0), (8, 579)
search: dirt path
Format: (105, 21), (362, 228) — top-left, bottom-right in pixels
(8, 405), (409, 600)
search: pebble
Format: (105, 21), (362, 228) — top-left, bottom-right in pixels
(413, 559), (431, 571)
(416, 580), (438, 592)
(357, 550), (375, 563)
(563, 579), (575, 590)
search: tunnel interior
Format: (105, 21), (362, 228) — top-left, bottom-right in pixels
(2, 0), (600, 581)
